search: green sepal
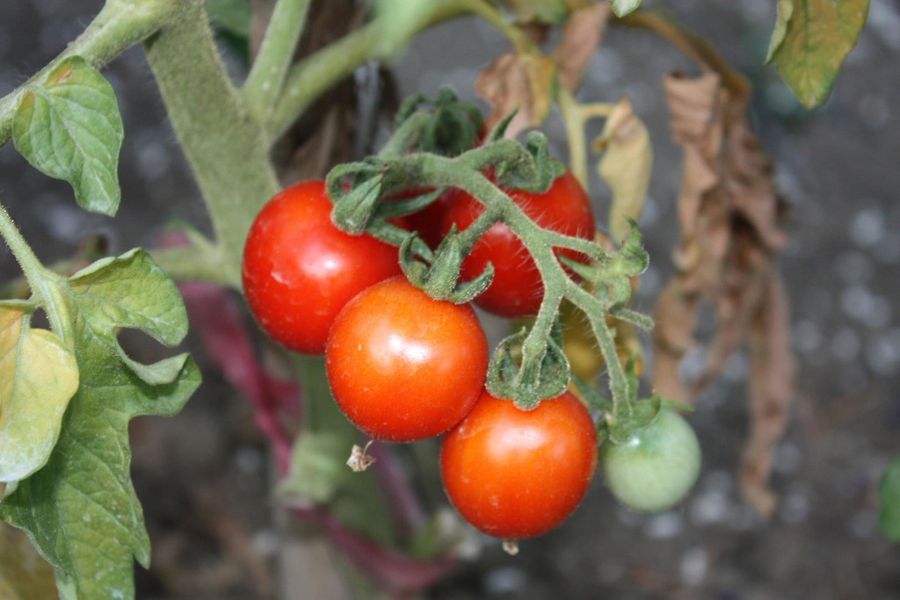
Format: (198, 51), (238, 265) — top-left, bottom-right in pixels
(393, 87), (483, 156)
(327, 168), (385, 235)
(399, 226), (494, 303)
(491, 131), (560, 194)
(605, 393), (662, 446)
(486, 327), (571, 410)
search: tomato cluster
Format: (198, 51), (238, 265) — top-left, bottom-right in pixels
(241, 169), (699, 547)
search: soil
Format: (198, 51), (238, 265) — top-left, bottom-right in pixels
(1, 2), (899, 599)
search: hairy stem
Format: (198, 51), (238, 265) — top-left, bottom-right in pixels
(144, 0), (280, 288)
(243, 0), (310, 126)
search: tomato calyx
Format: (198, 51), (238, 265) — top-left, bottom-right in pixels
(487, 325), (571, 410)
(399, 225), (495, 304)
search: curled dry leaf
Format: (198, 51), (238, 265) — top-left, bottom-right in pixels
(476, 52), (557, 139)
(593, 96), (653, 243)
(552, 2), (612, 92)
(652, 71), (793, 516)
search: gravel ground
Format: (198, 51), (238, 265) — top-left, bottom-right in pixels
(1, 2), (899, 599)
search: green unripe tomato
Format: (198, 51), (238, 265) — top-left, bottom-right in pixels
(600, 409), (701, 512)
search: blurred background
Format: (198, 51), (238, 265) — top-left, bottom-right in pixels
(1, 1), (898, 598)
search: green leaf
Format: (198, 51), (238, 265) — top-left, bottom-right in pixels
(0, 308), (79, 483)
(879, 456), (900, 542)
(609, 0), (642, 18)
(12, 57), (124, 215)
(206, 0), (251, 37)
(0, 248), (200, 600)
(767, 0), (870, 108)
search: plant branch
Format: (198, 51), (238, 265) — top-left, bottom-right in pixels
(613, 8), (750, 97)
(268, 0), (509, 141)
(242, 0), (310, 126)
(0, 202), (70, 343)
(144, 0), (280, 288)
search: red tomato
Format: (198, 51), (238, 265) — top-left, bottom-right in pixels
(325, 276), (489, 442)
(242, 180), (401, 354)
(440, 389), (598, 539)
(441, 169), (595, 318)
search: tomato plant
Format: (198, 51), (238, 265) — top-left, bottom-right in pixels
(600, 409), (701, 512)
(325, 276), (489, 442)
(441, 169), (595, 317)
(242, 179), (401, 354)
(0, 0), (873, 597)
(440, 389), (598, 540)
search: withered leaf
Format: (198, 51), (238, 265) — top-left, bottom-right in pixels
(476, 52), (558, 138)
(551, 2), (612, 92)
(653, 69), (793, 517)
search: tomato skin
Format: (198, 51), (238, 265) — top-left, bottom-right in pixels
(600, 409), (701, 512)
(242, 180), (401, 354)
(440, 390), (598, 539)
(441, 169), (595, 318)
(325, 276), (489, 442)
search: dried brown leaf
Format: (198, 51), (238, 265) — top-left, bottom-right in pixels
(552, 2), (612, 92)
(653, 70), (794, 516)
(651, 279), (698, 403)
(741, 276), (793, 517)
(476, 52), (558, 138)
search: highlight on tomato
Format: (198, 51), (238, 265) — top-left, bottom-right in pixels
(241, 179), (401, 354)
(325, 276), (489, 442)
(440, 389), (598, 540)
(440, 168), (595, 318)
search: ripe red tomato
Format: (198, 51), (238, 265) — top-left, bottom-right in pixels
(325, 276), (489, 442)
(441, 169), (595, 318)
(242, 180), (401, 354)
(440, 389), (598, 539)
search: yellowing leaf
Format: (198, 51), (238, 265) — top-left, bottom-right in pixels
(593, 97), (653, 243)
(0, 522), (58, 600)
(0, 306), (78, 483)
(476, 52), (557, 138)
(769, 0), (870, 108)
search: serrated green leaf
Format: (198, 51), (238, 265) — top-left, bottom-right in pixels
(879, 456), (900, 542)
(0, 522), (58, 600)
(0, 248), (200, 600)
(0, 308), (79, 483)
(768, 0), (870, 108)
(68, 248), (189, 365)
(12, 56), (124, 215)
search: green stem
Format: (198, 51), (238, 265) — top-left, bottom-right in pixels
(0, 202), (70, 343)
(143, 0), (280, 288)
(613, 8), (750, 98)
(243, 0), (310, 126)
(268, 0), (516, 142)
(0, 0), (179, 145)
